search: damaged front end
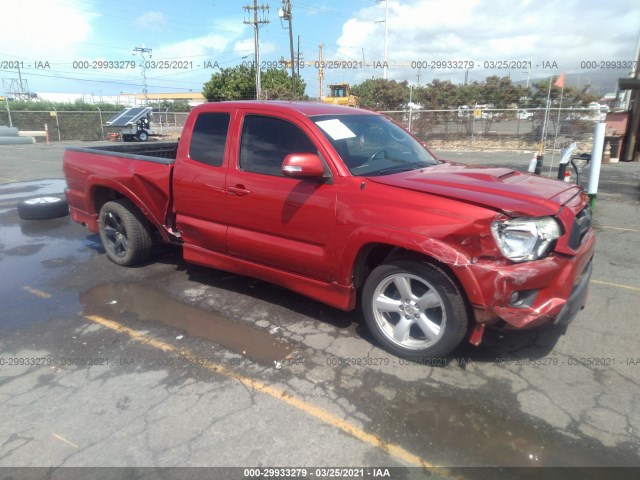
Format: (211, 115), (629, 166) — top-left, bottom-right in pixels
(462, 191), (595, 339)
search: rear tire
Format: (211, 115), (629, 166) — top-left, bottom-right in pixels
(362, 260), (468, 359)
(137, 130), (149, 142)
(98, 199), (153, 266)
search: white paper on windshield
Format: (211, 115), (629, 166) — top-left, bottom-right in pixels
(316, 119), (356, 141)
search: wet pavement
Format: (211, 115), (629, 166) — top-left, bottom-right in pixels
(0, 144), (639, 477)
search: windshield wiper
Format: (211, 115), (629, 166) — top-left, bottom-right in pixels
(370, 162), (431, 176)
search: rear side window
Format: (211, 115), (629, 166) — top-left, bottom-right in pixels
(239, 115), (316, 176)
(189, 113), (231, 166)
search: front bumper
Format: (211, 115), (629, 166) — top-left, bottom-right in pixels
(468, 228), (595, 330)
(553, 259), (592, 327)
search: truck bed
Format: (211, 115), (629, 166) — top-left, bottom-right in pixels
(65, 141), (178, 164)
(63, 142), (177, 235)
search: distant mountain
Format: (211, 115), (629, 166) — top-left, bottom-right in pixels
(513, 70), (631, 97)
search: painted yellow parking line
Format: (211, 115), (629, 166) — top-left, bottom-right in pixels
(599, 226), (640, 233)
(51, 433), (79, 449)
(84, 314), (457, 476)
(591, 280), (640, 292)
(22, 286), (53, 299)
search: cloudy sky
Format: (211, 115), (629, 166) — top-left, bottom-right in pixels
(0, 0), (638, 100)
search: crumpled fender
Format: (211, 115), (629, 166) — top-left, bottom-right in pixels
(336, 225), (486, 307)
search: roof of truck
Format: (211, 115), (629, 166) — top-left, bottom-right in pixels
(192, 100), (373, 117)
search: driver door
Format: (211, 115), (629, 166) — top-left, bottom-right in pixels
(225, 113), (337, 282)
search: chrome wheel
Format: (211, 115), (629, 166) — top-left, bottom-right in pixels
(17, 195), (69, 220)
(23, 197), (62, 205)
(362, 260), (468, 358)
(371, 272), (446, 350)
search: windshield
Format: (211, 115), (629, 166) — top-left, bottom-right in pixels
(312, 114), (437, 176)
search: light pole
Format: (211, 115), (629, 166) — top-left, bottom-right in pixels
(133, 47), (152, 106)
(379, 0), (388, 79)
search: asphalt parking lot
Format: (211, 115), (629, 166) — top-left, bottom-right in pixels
(0, 141), (639, 479)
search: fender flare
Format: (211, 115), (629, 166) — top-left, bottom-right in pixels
(84, 177), (167, 238)
(336, 225), (487, 308)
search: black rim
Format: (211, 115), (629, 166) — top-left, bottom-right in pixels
(103, 211), (128, 258)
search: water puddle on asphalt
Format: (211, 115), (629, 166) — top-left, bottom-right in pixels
(0, 179), (67, 210)
(381, 389), (548, 467)
(80, 283), (293, 365)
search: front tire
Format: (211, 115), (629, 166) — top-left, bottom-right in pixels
(362, 260), (468, 359)
(137, 130), (149, 142)
(98, 199), (153, 266)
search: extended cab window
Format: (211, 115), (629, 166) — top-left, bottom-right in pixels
(189, 113), (231, 166)
(239, 115), (316, 176)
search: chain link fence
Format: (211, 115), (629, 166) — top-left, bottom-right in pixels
(381, 107), (603, 154)
(0, 109), (189, 141)
(2, 106), (602, 155)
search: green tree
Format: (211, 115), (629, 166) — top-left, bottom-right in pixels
(350, 78), (409, 109)
(415, 79), (481, 108)
(203, 65), (256, 101)
(415, 76), (528, 109)
(261, 68), (306, 100)
(530, 77), (599, 108)
(147, 99), (191, 112)
(203, 65), (305, 102)
(477, 76), (529, 108)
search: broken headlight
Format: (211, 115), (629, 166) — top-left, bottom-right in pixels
(491, 217), (561, 263)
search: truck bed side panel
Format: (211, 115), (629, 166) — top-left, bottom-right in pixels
(64, 148), (174, 233)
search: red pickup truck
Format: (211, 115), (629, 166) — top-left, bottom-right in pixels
(64, 101), (595, 359)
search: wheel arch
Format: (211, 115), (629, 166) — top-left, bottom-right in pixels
(88, 181), (166, 240)
(341, 228), (485, 317)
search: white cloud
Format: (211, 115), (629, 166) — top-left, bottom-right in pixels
(233, 39), (278, 57)
(234, 38), (258, 57)
(134, 11), (167, 30)
(152, 21), (259, 62)
(333, 0), (640, 85)
(0, 0), (97, 60)
(154, 34), (238, 60)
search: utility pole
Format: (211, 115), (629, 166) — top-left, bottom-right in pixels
(279, 0), (296, 97)
(244, 1), (270, 100)
(622, 30), (640, 162)
(317, 43), (324, 100)
(377, 0), (388, 79)
(297, 35), (301, 81)
(133, 47), (152, 105)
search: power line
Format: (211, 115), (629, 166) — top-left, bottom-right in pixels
(0, 69), (195, 91)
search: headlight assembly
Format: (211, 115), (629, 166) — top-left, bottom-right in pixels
(491, 217), (561, 262)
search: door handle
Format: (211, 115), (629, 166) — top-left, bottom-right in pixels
(227, 185), (251, 197)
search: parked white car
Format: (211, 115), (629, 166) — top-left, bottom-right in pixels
(517, 110), (533, 120)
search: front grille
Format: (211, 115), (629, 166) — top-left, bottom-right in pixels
(568, 204), (592, 250)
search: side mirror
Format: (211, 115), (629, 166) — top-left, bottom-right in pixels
(282, 153), (326, 178)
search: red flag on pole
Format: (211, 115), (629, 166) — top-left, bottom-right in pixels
(554, 72), (565, 88)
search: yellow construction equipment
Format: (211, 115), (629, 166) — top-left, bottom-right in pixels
(322, 83), (359, 107)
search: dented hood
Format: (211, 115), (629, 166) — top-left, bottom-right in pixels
(368, 163), (582, 217)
